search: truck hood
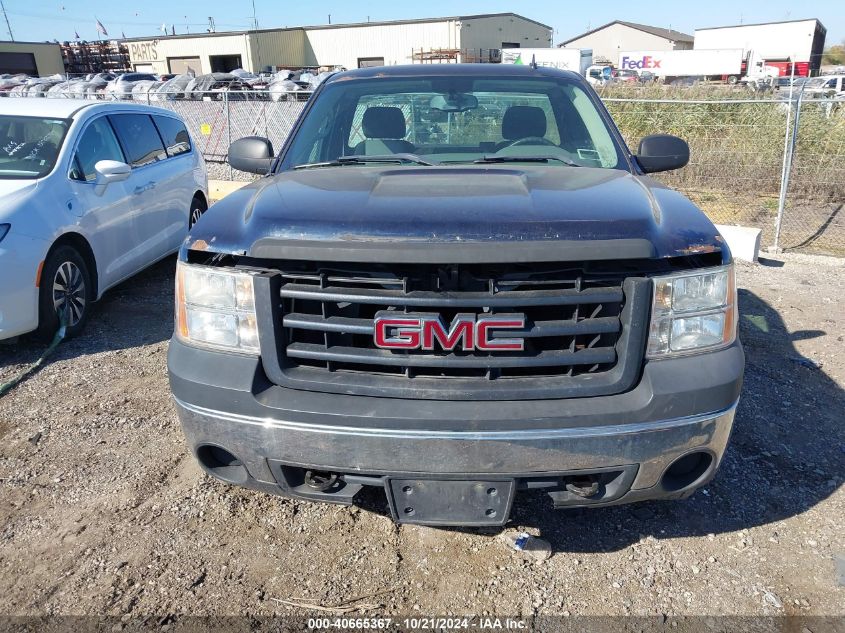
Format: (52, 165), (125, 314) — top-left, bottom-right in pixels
(189, 166), (724, 262)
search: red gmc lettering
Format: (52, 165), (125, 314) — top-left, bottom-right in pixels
(374, 318), (422, 349)
(422, 315), (474, 351)
(374, 313), (526, 352)
(476, 317), (526, 351)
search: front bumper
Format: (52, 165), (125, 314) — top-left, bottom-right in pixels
(168, 338), (744, 523)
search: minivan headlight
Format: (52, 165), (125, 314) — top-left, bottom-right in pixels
(175, 261), (259, 354)
(647, 264), (736, 358)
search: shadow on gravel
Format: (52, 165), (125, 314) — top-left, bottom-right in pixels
(505, 289), (844, 552)
(0, 257), (176, 378)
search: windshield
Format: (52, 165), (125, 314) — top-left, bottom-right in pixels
(0, 115), (69, 179)
(282, 75), (626, 170)
(805, 78), (829, 88)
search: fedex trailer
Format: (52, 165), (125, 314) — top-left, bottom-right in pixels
(618, 49), (744, 80)
(502, 48), (592, 75)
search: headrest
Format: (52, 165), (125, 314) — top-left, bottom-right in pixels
(501, 105), (547, 140)
(362, 106), (407, 139)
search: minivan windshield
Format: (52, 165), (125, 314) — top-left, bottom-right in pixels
(0, 115), (69, 179)
(282, 75), (626, 170)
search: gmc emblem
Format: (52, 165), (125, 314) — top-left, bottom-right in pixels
(373, 312), (526, 352)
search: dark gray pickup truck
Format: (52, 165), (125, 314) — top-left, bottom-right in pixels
(167, 64), (743, 526)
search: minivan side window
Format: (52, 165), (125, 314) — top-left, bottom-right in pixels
(70, 117), (125, 182)
(153, 115), (192, 157)
(108, 114), (166, 168)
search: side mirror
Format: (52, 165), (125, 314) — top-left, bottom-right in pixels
(93, 159), (131, 195)
(635, 134), (690, 173)
(228, 136), (274, 174)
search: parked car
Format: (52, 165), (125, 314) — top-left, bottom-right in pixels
(268, 78), (307, 102)
(71, 73), (115, 99)
(802, 75), (845, 98)
(151, 74), (194, 101)
(184, 73), (251, 100)
(105, 73), (158, 99)
(130, 80), (164, 101)
(0, 99), (208, 340)
(638, 70), (657, 84)
(585, 64), (612, 86)
(20, 76), (64, 97)
(169, 64), (744, 526)
(0, 74), (27, 95)
(230, 68), (269, 89)
(615, 68), (639, 83)
(46, 80), (78, 98)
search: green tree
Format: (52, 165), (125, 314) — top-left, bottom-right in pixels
(822, 39), (845, 65)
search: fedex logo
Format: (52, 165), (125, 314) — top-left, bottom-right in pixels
(621, 56), (662, 70)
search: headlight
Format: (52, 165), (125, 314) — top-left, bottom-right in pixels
(175, 261), (260, 354)
(0, 224), (9, 243)
(647, 264), (736, 358)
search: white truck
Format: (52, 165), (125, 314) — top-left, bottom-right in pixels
(618, 49), (744, 80)
(502, 48), (592, 76)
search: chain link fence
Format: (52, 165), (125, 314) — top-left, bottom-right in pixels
(602, 95), (845, 257)
(778, 99), (845, 255)
(149, 93), (307, 180)
(25, 88), (841, 255)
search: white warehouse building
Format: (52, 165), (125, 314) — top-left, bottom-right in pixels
(123, 13), (553, 75)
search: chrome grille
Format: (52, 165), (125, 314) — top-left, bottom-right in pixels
(260, 262), (649, 400)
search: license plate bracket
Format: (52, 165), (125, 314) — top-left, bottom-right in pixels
(386, 478), (515, 526)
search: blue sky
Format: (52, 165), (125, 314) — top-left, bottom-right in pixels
(3, 0), (842, 46)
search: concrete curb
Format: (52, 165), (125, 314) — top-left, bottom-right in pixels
(715, 224), (762, 263)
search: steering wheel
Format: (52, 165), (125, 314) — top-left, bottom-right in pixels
(499, 136), (558, 150)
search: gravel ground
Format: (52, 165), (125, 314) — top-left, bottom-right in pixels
(0, 254), (843, 621)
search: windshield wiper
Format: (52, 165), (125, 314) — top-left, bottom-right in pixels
(472, 155), (580, 167)
(294, 153), (436, 169)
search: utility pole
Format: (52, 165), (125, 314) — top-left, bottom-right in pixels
(0, 0), (14, 41)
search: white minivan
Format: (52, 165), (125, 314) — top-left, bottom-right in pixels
(0, 99), (208, 340)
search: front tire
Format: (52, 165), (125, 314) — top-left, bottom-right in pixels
(36, 245), (92, 340)
(189, 195), (208, 229)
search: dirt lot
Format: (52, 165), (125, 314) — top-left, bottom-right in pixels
(0, 254), (843, 623)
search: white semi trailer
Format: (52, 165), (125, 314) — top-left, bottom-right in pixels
(501, 48), (592, 76)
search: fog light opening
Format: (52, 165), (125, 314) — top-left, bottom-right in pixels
(661, 451), (714, 492)
(196, 444), (249, 485)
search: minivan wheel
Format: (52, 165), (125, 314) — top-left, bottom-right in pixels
(36, 245), (92, 341)
(189, 195), (208, 228)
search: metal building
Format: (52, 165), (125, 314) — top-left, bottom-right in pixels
(123, 13), (552, 74)
(560, 21), (693, 65)
(694, 19), (826, 76)
(0, 41), (64, 75)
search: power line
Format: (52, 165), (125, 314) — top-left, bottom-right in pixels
(5, 8), (251, 30)
(0, 0), (14, 40)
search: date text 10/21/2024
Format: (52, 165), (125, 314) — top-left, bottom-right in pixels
(307, 617), (528, 630)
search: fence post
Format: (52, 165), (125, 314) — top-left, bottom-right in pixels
(773, 90), (804, 252)
(224, 91), (233, 180)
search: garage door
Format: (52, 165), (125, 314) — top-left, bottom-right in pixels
(0, 52), (37, 75)
(168, 57), (201, 75)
